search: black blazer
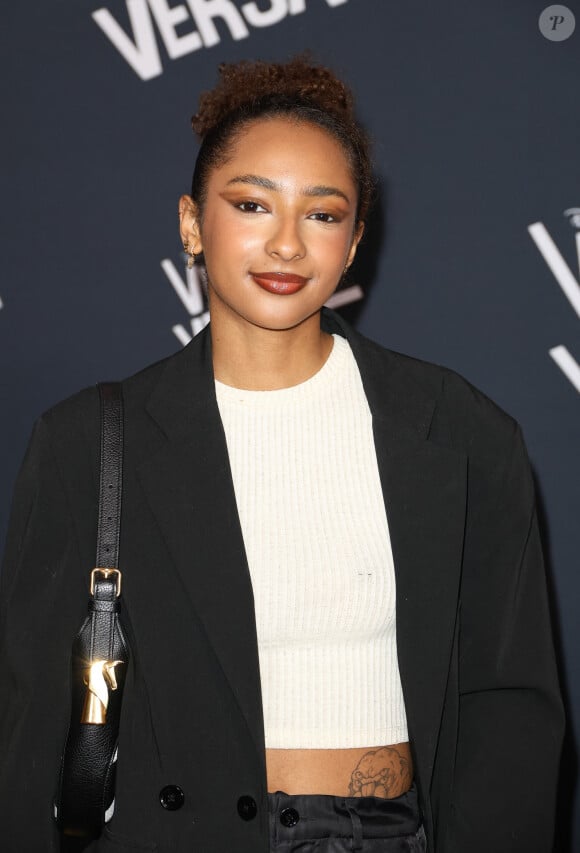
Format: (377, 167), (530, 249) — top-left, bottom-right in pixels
(0, 307), (564, 853)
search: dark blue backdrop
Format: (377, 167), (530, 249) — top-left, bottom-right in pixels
(2, 2), (578, 848)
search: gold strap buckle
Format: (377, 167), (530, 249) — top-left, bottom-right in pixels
(90, 567), (122, 597)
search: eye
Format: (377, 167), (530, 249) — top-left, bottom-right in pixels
(235, 200), (267, 213)
(308, 211), (338, 223)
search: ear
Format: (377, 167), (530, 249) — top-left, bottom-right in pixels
(346, 220), (365, 269)
(178, 194), (203, 253)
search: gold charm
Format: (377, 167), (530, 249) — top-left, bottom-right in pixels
(81, 660), (123, 725)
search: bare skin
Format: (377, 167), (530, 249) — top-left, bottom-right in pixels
(266, 743), (414, 798)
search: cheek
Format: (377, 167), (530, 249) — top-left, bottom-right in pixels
(311, 228), (354, 271)
(202, 211), (263, 261)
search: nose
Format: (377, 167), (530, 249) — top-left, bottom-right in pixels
(265, 214), (306, 262)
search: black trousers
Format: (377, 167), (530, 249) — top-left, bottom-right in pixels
(267, 783), (426, 852)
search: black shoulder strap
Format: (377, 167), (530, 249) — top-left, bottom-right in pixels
(96, 382), (123, 569)
(55, 381), (129, 839)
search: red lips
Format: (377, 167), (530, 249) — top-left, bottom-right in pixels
(251, 272), (308, 295)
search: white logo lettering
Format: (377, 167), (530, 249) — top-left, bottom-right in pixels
(161, 258), (210, 345)
(325, 285), (363, 311)
(549, 345), (580, 392)
(148, 0), (202, 59)
(241, 0), (287, 26)
(186, 0), (249, 48)
(528, 219), (580, 393)
(92, 0), (349, 79)
(288, 0), (348, 11)
(92, 0), (163, 81)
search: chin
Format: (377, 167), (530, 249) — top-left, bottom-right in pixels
(249, 305), (325, 332)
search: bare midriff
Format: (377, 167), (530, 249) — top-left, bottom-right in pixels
(266, 742), (414, 799)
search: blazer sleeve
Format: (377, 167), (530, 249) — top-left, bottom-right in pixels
(0, 415), (88, 851)
(445, 422), (565, 852)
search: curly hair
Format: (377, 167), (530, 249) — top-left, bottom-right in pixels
(190, 55), (374, 224)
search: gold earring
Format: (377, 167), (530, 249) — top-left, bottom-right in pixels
(183, 242), (196, 269)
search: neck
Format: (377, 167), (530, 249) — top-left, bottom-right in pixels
(210, 310), (333, 391)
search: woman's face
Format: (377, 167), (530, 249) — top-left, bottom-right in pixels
(180, 117), (363, 334)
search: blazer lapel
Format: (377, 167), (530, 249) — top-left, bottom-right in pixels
(136, 326), (266, 763)
(327, 310), (467, 793)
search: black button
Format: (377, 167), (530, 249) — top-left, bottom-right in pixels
(280, 807), (300, 827)
(159, 785), (184, 811)
(237, 795), (257, 821)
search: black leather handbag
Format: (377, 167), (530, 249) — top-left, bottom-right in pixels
(54, 382), (130, 839)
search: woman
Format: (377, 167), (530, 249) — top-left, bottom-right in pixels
(0, 57), (564, 852)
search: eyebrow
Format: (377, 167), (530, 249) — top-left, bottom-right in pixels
(225, 174), (351, 205)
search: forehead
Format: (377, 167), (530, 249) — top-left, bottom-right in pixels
(212, 117), (355, 188)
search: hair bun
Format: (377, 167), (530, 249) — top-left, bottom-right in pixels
(192, 53), (354, 139)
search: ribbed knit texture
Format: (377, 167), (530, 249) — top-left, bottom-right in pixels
(215, 334), (408, 748)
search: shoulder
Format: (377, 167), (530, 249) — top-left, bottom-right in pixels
(324, 307), (524, 463)
(38, 347), (181, 432)
(330, 307), (537, 522)
(28, 346), (185, 479)
(366, 338), (535, 514)
(354, 322), (519, 442)
(404, 349), (519, 447)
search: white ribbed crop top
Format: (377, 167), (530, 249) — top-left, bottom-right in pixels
(214, 334), (408, 748)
